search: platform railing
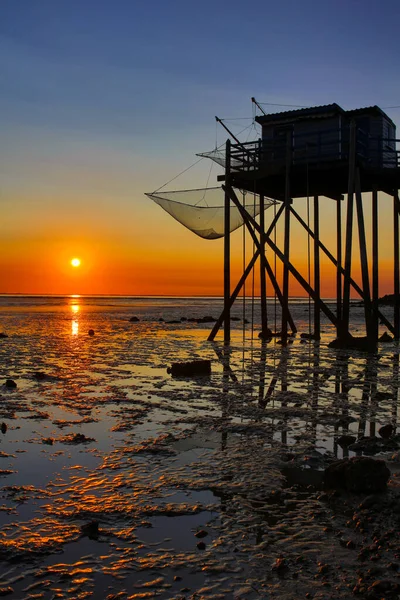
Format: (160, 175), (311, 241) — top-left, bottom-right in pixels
(230, 128), (399, 172)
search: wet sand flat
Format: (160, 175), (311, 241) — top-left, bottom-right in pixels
(0, 296), (399, 599)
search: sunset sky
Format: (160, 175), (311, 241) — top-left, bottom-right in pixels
(1, 0), (399, 296)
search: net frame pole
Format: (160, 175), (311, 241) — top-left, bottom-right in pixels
(224, 139), (231, 344)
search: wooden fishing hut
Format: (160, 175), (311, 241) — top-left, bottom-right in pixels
(209, 101), (400, 347)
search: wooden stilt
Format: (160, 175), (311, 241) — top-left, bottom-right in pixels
(372, 189), (379, 340)
(336, 197), (342, 333)
(208, 203), (285, 342)
(259, 193), (268, 334)
(355, 169), (374, 345)
(342, 121), (357, 339)
(224, 140), (231, 344)
(209, 249), (259, 341)
(226, 186), (337, 327)
(393, 194), (400, 340)
(289, 205), (396, 335)
(282, 131), (292, 341)
(313, 195), (320, 339)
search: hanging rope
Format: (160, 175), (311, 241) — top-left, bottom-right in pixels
(153, 123), (255, 194)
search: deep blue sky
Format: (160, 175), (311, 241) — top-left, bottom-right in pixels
(2, 0), (399, 144)
(0, 0), (399, 294)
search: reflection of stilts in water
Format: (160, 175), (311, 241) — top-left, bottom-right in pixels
(280, 348), (289, 446)
(258, 344), (285, 409)
(392, 352), (399, 428)
(358, 354), (376, 440)
(221, 343), (231, 451)
(369, 356), (378, 438)
(333, 352), (351, 458)
(256, 344), (290, 445)
(258, 340), (268, 406)
(212, 342), (238, 384)
(309, 342), (320, 445)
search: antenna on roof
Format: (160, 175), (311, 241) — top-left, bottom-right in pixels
(215, 116), (243, 146)
(215, 116), (253, 161)
(251, 97), (267, 116)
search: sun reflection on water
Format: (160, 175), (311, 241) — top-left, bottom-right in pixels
(70, 303), (80, 335)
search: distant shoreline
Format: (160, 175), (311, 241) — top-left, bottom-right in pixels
(378, 293), (400, 306)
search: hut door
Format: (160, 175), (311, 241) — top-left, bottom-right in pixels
(273, 125), (293, 163)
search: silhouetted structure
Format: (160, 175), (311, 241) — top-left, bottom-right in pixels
(208, 101), (400, 347)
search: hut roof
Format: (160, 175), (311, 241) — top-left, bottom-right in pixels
(255, 103), (343, 125)
(255, 103), (395, 129)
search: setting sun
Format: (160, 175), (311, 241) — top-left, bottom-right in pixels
(71, 258), (81, 268)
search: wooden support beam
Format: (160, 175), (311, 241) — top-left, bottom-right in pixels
(259, 194), (268, 334)
(289, 205), (395, 335)
(225, 185), (337, 327)
(282, 130), (292, 341)
(372, 189), (379, 340)
(264, 236), (338, 326)
(336, 197), (342, 330)
(394, 191), (400, 339)
(225, 186), (297, 332)
(208, 201), (285, 342)
(355, 169), (374, 343)
(342, 121), (357, 339)
(264, 255), (297, 333)
(208, 249), (260, 341)
(314, 195), (321, 339)
(224, 140), (231, 344)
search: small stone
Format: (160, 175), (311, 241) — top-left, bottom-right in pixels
(0, 588), (13, 597)
(80, 521), (99, 536)
(194, 529), (208, 538)
(140, 521), (152, 528)
(167, 360), (211, 377)
(379, 332), (393, 342)
(42, 437), (53, 445)
(34, 371), (47, 380)
(272, 557), (288, 571)
(0, 333), (8, 338)
(337, 435), (357, 448)
(88, 329), (95, 336)
(173, 576), (182, 581)
(196, 541), (206, 550)
(129, 316), (140, 322)
(5, 379), (17, 389)
(378, 424), (394, 439)
(323, 457), (390, 493)
(1, 423), (7, 434)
